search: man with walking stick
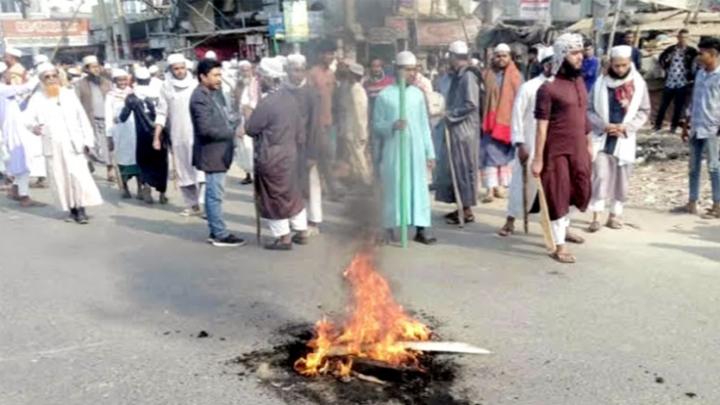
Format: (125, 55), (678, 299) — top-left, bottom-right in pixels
(435, 40), (481, 226)
(498, 46), (555, 237)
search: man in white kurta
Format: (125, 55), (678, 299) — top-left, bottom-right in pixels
(25, 63), (103, 223)
(1, 72), (43, 207)
(154, 53), (205, 216)
(498, 47), (554, 236)
(587, 46), (650, 231)
(105, 68), (140, 199)
(236, 60), (259, 185)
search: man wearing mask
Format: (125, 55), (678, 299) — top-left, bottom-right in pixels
(75, 55), (113, 181)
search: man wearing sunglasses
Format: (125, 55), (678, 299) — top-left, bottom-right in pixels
(24, 63), (103, 224)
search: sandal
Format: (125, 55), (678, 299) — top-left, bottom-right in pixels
(565, 232), (585, 244)
(444, 210), (459, 220)
(587, 221), (602, 233)
(446, 214), (475, 225)
(606, 218), (623, 229)
(550, 251), (576, 264)
(264, 239), (293, 251)
(497, 223), (514, 237)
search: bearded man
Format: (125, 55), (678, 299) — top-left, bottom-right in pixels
(155, 53), (205, 217)
(531, 33), (593, 264)
(75, 55), (113, 181)
(26, 63), (103, 224)
(587, 46), (650, 232)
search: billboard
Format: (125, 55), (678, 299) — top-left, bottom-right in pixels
(1, 19), (90, 48)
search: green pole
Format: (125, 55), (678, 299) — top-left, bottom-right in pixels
(273, 38), (280, 56)
(398, 75), (408, 248)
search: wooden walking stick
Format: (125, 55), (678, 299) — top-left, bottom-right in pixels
(522, 161), (529, 234)
(444, 126), (465, 228)
(535, 179), (556, 252)
(254, 175), (262, 245)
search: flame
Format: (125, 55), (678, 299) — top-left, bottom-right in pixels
(294, 252), (431, 377)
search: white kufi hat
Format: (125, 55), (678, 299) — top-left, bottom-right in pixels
(396, 51), (417, 67)
(610, 45), (633, 60)
(134, 67), (151, 80)
(494, 43), (511, 54)
(205, 50), (217, 60)
(82, 55), (99, 66)
(257, 57), (286, 79)
(348, 62), (364, 77)
(449, 40), (469, 55)
(6, 48), (22, 58)
(36, 62), (57, 77)
(287, 54), (307, 68)
(167, 53), (186, 66)
(112, 68), (129, 79)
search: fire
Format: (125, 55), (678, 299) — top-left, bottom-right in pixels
(294, 252), (431, 377)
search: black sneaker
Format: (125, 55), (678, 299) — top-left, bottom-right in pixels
(210, 234), (246, 247)
(76, 208), (89, 224)
(65, 208), (79, 223)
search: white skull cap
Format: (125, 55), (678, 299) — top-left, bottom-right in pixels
(449, 40), (469, 55)
(396, 51), (417, 67)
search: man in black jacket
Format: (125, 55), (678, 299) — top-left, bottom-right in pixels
(654, 29), (698, 134)
(190, 59), (245, 247)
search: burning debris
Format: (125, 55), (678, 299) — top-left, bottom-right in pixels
(294, 250), (490, 381)
(225, 250), (490, 404)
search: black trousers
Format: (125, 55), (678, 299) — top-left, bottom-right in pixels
(654, 85), (691, 131)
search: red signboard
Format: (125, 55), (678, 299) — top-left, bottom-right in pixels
(1, 19), (90, 47)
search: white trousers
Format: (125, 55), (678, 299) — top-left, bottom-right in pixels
(551, 216), (570, 246)
(180, 183), (205, 208)
(13, 172), (29, 197)
(308, 165), (322, 224)
(267, 208), (308, 237)
(590, 199), (624, 216)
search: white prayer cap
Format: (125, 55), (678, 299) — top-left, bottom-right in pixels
(5, 47), (22, 58)
(36, 62), (57, 77)
(257, 56), (286, 79)
(0, 62), (7, 73)
(449, 40), (469, 55)
(205, 50), (217, 60)
(67, 66), (81, 76)
(134, 67), (151, 80)
(287, 54), (307, 68)
(396, 51), (417, 67)
(82, 55), (99, 66)
(167, 53), (186, 66)
(238, 60), (252, 69)
(494, 43), (511, 54)
(33, 54), (49, 66)
(552, 33), (584, 74)
(348, 62), (364, 77)
(229, 59), (239, 68)
(112, 68), (129, 79)
(148, 65), (159, 75)
(538, 46), (554, 64)
(610, 45), (633, 60)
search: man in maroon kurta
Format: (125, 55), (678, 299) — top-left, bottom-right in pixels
(532, 33), (592, 264)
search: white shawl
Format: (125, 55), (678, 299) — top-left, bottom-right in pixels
(591, 66), (646, 166)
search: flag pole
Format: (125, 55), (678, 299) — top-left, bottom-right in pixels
(399, 74), (408, 248)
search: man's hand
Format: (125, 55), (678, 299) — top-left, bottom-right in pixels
(427, 159), (436, 171)
(531, 159), (543, 178)
(152, 136), (162, 151)
(681, 128), (689, 142)
(517, 143), (530, 164)
(31, 124), (44, 136)
(393, 120), (407, 132)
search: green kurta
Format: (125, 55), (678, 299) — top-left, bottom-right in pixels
(373, 84), (435, 228)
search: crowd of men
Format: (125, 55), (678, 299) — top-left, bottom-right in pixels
(0, 29), (718, 263)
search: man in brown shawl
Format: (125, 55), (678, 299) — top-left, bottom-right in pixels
(246, 57), (308, 251)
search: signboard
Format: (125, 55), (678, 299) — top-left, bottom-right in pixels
(367, 27), (399, 44)
(385, 16), (409, 39)
(1, 19), (90, 48)
(308, 10), (325, 39)
(269, 12), (285, 39)
(636, 0), (698, 10)
(519, 0), (550, 20)
(283, 0), (309, 43)
(416, 18), (482, 48)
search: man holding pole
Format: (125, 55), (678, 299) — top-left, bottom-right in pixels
(372, 51), (437, 245)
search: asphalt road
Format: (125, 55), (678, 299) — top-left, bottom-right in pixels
(1, 170), (718, 405)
